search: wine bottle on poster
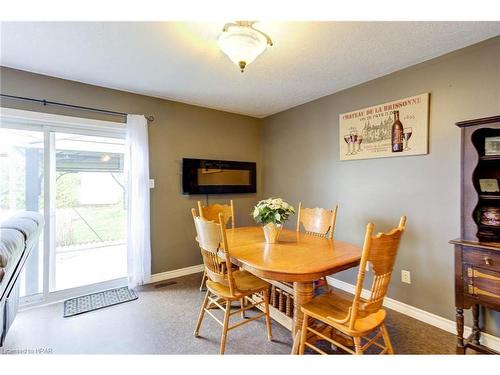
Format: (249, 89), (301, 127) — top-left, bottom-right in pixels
(391, 110), (404, 152)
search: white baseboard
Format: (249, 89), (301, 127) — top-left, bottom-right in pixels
(19, 277), (128, 311)
(326, 276), (500, 352)
(20, 266), (203, 310)
(149, 264), (204, 284)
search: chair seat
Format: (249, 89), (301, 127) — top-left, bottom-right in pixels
(301, 289), (386, 336)
(206, 270), (268, 300)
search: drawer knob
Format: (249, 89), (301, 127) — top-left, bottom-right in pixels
(484, 257), (492, 265)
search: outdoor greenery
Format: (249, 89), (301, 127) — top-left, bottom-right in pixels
(56, 172), (80, 208)
(0, 148), (44, 211)
(1, 162), (126, 246)
(55, 172), (126, 246)
(1, 136), (126, 249)
(56, 203), (126, 246)
(252, 197), (295, 225)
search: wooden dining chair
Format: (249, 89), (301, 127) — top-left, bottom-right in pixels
(197, 200), (235, 291)
(298, 202), (339, 290)
(266, 203), (340, 319)
(296, 202), (338, 239)
(298, 216), (407, 355)
(192, 209), (272, 354)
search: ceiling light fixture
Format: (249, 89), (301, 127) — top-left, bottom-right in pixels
(218, 21), (273, 73)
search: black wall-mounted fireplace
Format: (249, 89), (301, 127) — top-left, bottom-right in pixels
(182, 158), (257, 195)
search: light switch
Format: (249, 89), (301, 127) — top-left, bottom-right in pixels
(149, 179), (155, 189)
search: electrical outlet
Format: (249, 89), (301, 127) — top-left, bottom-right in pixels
(401, 270), (411, 284)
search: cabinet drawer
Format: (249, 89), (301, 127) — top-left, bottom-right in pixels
(463, 247), (500, 272)
(465, 266), (500, 300)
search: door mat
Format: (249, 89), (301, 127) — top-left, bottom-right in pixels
(63, 286), (138, 317)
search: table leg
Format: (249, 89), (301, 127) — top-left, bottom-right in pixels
(291, 281), (314, 354)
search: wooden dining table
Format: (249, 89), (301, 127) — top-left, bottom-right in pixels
(225, 226), (362, 353)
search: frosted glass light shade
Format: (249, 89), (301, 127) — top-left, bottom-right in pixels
(218, 26), (268, 72)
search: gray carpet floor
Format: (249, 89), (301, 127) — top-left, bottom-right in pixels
(2, 273), (457, 354)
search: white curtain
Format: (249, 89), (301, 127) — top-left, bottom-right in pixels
(126, 114), (151, 288)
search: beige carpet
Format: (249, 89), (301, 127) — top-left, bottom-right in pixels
(2, 273), (457, 354)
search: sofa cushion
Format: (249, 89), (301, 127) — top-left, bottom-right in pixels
(0, 228), (25, 269)
(0, 229), (26, 284)
(0, 211), (44, 241)
(0, 212), (44, 283)
(0, 211), (44, 346)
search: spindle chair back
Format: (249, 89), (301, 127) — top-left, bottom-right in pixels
(296, 202), (338, 239)
(348, 216), (407, 329)
(299, 216), (407, 355)
(196, 200), (235, 290)
(198, 200), (235, 228)
(192, 209), (235, 295)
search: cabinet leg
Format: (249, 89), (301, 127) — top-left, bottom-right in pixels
(472, 304), (481, 345)
(456, 308), (465, 354)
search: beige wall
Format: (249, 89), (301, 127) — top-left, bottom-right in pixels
(262, 36), (500, 335)
(0, 67), (263, 274)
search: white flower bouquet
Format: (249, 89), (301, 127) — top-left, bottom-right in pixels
(252, 198), (295, 243)
(252, 197), (295, 225)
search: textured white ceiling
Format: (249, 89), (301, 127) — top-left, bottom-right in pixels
(1, 22), (499, 118)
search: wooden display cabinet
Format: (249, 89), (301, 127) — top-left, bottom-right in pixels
(450, 115), (500, 354)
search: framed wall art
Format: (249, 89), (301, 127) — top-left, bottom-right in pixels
(339, 93), (429, 161)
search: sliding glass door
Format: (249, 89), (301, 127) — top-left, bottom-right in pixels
(53, 133), (127, 291)
(0, 110), (128, 305)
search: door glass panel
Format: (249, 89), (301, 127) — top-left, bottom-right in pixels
(0, 128), (44, 297)
(53, 133), (127, 291)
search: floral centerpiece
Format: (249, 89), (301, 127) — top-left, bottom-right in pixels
(252, 198), (295, 243)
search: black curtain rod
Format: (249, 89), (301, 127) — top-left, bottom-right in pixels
(0, 94), (154, 123)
